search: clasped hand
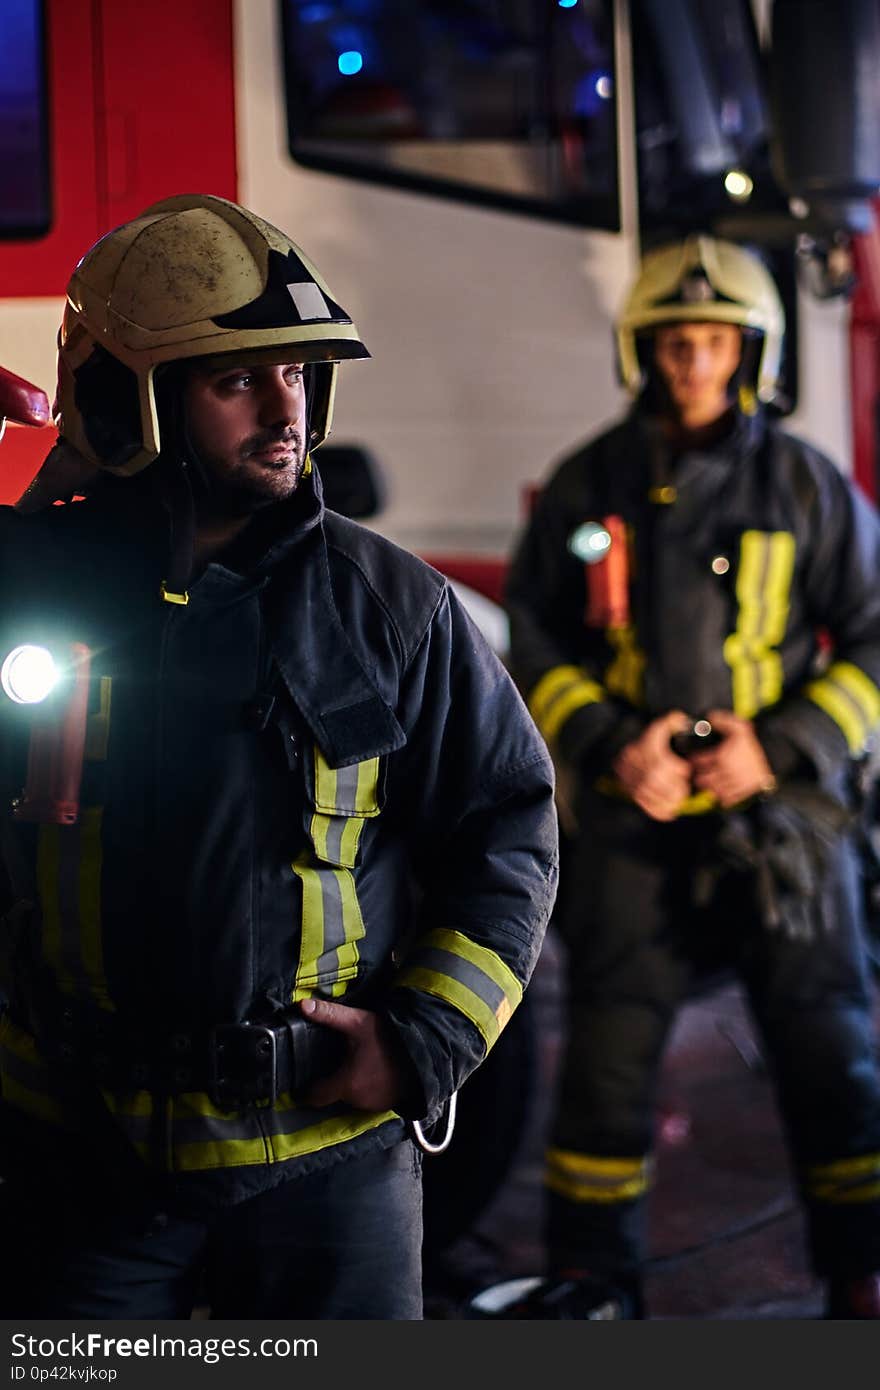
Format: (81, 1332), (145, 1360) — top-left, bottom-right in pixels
(611, 708), (776, 822)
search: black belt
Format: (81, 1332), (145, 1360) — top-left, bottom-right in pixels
(38, 1003), (347, 1110)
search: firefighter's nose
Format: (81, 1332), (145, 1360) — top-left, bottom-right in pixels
(258, 368), (305, 427)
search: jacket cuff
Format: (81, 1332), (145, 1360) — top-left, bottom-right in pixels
(754, 699), (850, 789)
(754, 726), (812, 782)
(555, 699), (640, 769)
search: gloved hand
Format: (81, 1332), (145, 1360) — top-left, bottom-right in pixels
(14, 438), (99, 513)
(701, 788), (853, 941)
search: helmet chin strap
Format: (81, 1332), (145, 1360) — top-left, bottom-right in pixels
(151, 374), (198, 606)
(157, 458), (196, 607)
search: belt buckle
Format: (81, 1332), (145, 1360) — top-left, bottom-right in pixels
(208, 1022), (277, 1109)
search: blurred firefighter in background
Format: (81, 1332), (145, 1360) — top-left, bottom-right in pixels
(504, 234), (880, 1319)
(0, 194), (557, 1318)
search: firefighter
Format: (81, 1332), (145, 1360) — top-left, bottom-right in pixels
(0, 194), (558, 1318)
(504, 234), (880, 1319)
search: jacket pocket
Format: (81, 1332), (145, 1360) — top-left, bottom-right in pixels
(305, 747), (383, 869)
(290, 747), (383, 999)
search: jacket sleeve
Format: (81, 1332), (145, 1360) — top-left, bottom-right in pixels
(755, 453), (880, 791)
(504, 459), (643, 771)
(382, 583), (559, 1122)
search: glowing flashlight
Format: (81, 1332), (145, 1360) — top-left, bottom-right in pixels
(568, 521), (613, 564)
(4, 641), (92, 825)
(1, 644), (59, 704)
(724, 169), (753, 203)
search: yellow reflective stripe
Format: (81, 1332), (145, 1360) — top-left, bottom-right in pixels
(0, 1072), (67, 1127)
(805, 661), (880, 753)
(545, 1147), (653, 1204)
(397, 966), (508, 1049)
(807, 1150), (880, 1181)
(763, 531), (796, 645)
(314, 750), (381, 817)
(339, 816), (365, 866)
(84, 676), (112, 761)
(804, 1150), (880, 1204)
(724, 531), (795, 717)
(315, 755), (338, 812)
(833, 661), (880, 726)
(78, 808), (109, 1005)
(804, 680), (865, 752)
(0, 1017), (68, 1126)
(595, 776), (718, 817)
(604, 625), (646, 706)
(291, 855), (364, 999)
(294, 856), (326, 996)
(36, 824), (64, 985)
(173, 1110), (393, 1171)
(528, 665), (606, 744)
(395, 927), (523, 1050)
(676, 790), (718, 816)
(311, 813), (331, 862)
(266, 1107), (395, 1165)
(107, 1088), (394, 1171)
(36, 809), (109, 1005)
(353, 758), (380, 815)
(309, 812), (366, 869)
(333, 868), (365, 988)
(422, 927), (523, 1004)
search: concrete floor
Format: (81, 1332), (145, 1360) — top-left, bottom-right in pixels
(421, 926), (864, 1320)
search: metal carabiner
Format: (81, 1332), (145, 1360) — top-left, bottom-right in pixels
(409, 1090), (458, 1156)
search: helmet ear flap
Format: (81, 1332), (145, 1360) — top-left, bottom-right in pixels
(305, 362), (338, 450)
(69, 345), (145, 471)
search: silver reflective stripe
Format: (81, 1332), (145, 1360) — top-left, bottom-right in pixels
(412, 946), (508, 1019)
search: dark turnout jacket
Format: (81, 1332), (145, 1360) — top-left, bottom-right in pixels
(506, 407), (880, 806)
(0, 464), (558, 1205)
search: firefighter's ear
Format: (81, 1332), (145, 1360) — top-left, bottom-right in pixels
(14, 439), (100, 513)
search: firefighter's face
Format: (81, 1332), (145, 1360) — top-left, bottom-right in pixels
(652, 322), (743, 428)
(183, 360), (308, 511)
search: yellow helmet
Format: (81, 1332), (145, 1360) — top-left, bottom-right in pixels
(55, 193), (370, 474)
(616, 234), (785, 404)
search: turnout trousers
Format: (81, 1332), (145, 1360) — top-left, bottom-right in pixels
(0, 1138), (423, 1319)
(546, 796), (880, 1285)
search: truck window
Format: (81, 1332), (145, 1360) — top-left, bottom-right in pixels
(281, 0), (619, 229)
(0, 0), (50, 239)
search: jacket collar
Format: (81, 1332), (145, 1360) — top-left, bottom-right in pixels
(241, 468), (405, 767)
(84, 467), (407, 768)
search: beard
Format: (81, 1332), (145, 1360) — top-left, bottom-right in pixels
(199, 425), (307, 517)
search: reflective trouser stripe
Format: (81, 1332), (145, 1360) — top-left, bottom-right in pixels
(528, 665), (606, 744)
(292, 855), (365, 999)
(723, 530), (795, 717)
(106, 1087), (394, 1170)
(803, 1150), (880, 1204)
(604, 625), (646, 707)
(545, 1147), (654, 1204)
(804, 661), (880, 754)
(36, 806), (110, 1007)
(394, 927), (523, 1050)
